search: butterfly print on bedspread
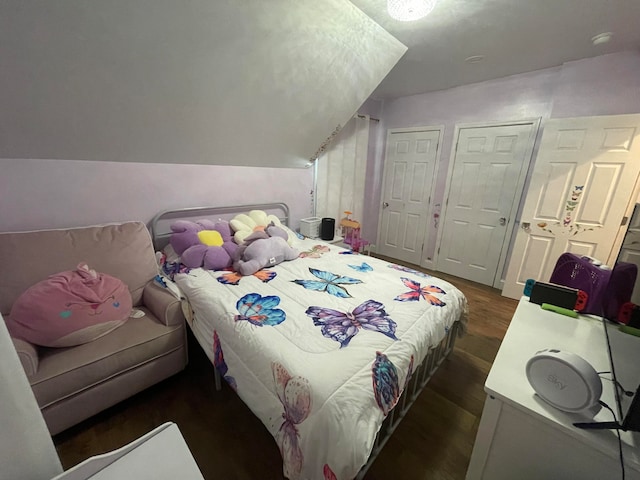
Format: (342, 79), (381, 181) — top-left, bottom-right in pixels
(394, 277), (446, 306)
(213, 330), (237, 391)
(272, 362), (312, 479)
(372, 352), (400, 416)
(305, 300), (399, 348)
(235, 293), (286, 326)
(217, 269), (276, 285)
(159, 253), (191, 281)
(348, 262), (373, 272)
(323, 464), (337, 480)
(388, 263), (431, 279)
(293, 268), (362, 298)
(299, 244), (330, 259)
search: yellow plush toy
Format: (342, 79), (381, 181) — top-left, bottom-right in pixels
(229, 210), (297, 245)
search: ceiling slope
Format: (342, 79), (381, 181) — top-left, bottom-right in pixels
(0, 0), (406, 167)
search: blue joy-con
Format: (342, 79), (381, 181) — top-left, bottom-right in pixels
(524, 278), (536, 296)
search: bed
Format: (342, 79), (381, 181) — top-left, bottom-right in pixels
(150, 203), (468, 480)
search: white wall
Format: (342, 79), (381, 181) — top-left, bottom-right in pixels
(0, 159), (314, 233)
(374, 51), (640, 267)
(0, 0), (405, 169)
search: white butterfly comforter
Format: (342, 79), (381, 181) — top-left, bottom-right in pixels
(170, 238), (467, 480)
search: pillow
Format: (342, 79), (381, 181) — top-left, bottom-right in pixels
(6, 263), (133, 348)
(230, 210), (298, 245)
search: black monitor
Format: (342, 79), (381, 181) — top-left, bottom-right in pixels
(575, 203), (640, 432)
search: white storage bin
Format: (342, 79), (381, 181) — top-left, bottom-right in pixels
(300, 217), (321, 238)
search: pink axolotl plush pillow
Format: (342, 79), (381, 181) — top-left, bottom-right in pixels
(169, 219), (238, 270)
(7, 263), (133, 348)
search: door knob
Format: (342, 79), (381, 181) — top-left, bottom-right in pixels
(521, 222), (530, 230)
(499, 217), (506, 226)
(383, 202), (389, 209)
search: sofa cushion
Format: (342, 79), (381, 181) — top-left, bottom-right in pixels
(29, 309), (184, 409)
(11, 337), (39, 377)
(0, 222), (158, 316)
(8, 264), (133, 347)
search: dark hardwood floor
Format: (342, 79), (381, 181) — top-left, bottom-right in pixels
(54, 263), (519, 480)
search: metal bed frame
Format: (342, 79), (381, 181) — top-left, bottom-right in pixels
(357, 321), (459, 479)
(150, 202), (291, 250)
(150, 202), (461, 479)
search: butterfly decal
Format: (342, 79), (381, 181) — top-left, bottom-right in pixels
(372, 352), (400, 416)
(299, 244), (330, 259)
(348, 262), (373, 272)
(235, 293), (286, 326)
(293, 268), (362, 299)
(388, 263), (431, 279)
(305, 300), (398, 348)
(394, 278), (446, 306)
(272, 362), (312, 479)
(323, 464), (337, 480)
(217, 270), (276, 285)
(213, 330), (237, 391)
(403, 354), (414, 393)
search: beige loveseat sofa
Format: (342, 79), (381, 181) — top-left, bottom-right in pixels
(0, 222), (187, 435)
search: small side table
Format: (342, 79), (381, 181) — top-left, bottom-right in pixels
(51, 423), (204, 480)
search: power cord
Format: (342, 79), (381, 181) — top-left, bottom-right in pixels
(598, 399), (626, 480)
(597, 371), (635, 397)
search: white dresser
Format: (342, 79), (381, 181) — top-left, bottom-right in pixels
(466, 297), (640, 480)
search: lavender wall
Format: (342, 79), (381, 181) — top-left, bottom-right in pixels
(372, 51), (640, 266)
(0, 159), (314, 233)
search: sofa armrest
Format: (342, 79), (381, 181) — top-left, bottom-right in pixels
(142, 282), (185, 327)
(11, 337), (39, 377)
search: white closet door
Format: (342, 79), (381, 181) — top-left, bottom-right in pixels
(502, 114), (640, 299)
(436, 122), (536, 286)
(377, 128), (440, 265)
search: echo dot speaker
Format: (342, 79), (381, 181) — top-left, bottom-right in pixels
(320, 218), (335, 241)
(526, 349), (602, 413)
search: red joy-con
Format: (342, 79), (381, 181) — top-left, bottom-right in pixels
(574, 290), (588, 312)
(619, 302), (635, 324)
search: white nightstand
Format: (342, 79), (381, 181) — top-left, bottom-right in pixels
(52, 423), (204, 480)
(466, 297), (640, 480)
(325, 236), (344, 245)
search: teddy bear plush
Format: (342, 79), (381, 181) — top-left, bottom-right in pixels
(233, 223), (299, 276)
(170, 219), (238, 270)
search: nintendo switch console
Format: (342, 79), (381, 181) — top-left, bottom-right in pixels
(524, 279), (588, 312)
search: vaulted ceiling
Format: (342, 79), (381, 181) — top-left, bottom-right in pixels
(351, 0), (640, 98)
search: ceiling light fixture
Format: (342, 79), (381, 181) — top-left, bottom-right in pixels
(387, 0), (438, 21)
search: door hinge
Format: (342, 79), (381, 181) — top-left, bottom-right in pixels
(621, 216), (629, 226)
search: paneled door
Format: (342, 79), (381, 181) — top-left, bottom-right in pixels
(377, 128), (441, 265)
(502, 114), (640, 299)
(436, 122), (537, 286)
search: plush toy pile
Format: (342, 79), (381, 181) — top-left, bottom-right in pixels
(233, 222), (299, 276)
(169, 219), (238, 270)
(169, 210), (299, 275)
(230, 209), (297, 245)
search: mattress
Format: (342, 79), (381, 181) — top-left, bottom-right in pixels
(165, 238), (467, 480)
